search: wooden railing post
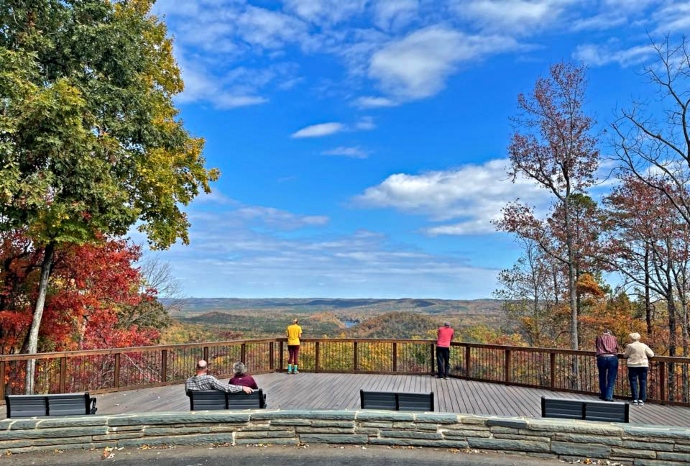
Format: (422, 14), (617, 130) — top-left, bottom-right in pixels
(114, 353), (121, 390)
(59, 357), (67, 393)
(660, 361), (667, 404)
(430, 344), (435, 374)
(203, 347), (209, 363)
(392, 342), (398, 372)
(279, 341), (284, 372)
(315, 341), (320, 373)
(161, 350), (168, 383)
(353, 342), (358, 372)
(550, 352), (556, 389)
(241, 343), (246, 363)
(0, 361), (5, 399)
(504, 349), (511, 384)
(269, 342), (275, 371)
(465, 346), (471, 378)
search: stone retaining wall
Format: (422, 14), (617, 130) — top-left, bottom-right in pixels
(2, 410), (690, 465)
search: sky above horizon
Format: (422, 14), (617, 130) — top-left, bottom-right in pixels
(142, 0), (689, 300)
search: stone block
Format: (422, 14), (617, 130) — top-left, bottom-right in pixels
(550, 441), (611, 458)
(236, 430), (293, 439)
(360, 422), (392, 428)
(300, 434), (368, 444)
(487, 418), (528, 429)
(380, 430), (443, 440)
(143, 426), (210, 436)
(468, 438), (550, 453)
(555, 433), (623, 446)
(610, 447), (656, 459)
(414, 413), (459, 424)
(310, 421), (355, 428)
(235, 438), (299, 446)
(0, 426), (108, 440)
(270, 419), (312, 426)
(622, 440), (673, 451)
(355, 412), (415, 422)
(658, 452), (690, 462)
(442, 429), (491, 439)
(117, 433), (235, 448)
(252, 411), (355, 421)
(295, 427), (354, 434)
(493, 433), (552, 443)
(623, 426), (690, 440)
(490, 426), (519, 434)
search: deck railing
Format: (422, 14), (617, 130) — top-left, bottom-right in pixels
(2, 339), (690, 406)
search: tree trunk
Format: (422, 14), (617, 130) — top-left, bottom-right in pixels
(645, 247), (652, 335)
(23, 242), (55, 394)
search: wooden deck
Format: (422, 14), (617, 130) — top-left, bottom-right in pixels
(4, 373), (690, 427)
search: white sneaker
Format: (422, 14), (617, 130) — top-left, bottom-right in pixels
(632, 400), (638, 405)
(638, 400), (644, 406)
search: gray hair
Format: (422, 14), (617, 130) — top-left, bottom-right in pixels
(629, 332), (641, 341)
(233, 361), (247, 375)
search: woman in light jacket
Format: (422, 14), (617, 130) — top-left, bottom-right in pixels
(623, 333), (654, 406)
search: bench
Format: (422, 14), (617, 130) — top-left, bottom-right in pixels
(541, 396), (629, 423)
(186, 389), (266, 410)
(5, 393), (97, 418)
(360, 390), (434, 412)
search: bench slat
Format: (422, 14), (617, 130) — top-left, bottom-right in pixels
(360, 390), (434, 412)
(187, 389), (266, 410)
(5, 393), (96, 418)
(541, 397), (628, 423)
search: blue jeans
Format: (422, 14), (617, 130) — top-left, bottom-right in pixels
(597, 356), (619, 400)
(628, 366), (648, 401)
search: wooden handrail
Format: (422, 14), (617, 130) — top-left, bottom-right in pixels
(2, 338), (689, 406)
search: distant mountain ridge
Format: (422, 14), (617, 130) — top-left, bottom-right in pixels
(165, 297), (502, 316)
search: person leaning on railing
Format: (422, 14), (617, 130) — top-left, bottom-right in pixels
(185, 359), (253, 394)
(624, 333), (654, 406)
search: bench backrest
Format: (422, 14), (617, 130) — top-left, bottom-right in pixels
(5, 393), (97, 418)
(541, 397), (629, 423)
(360, 390), (434, 412)
(187, 389), (266, 410)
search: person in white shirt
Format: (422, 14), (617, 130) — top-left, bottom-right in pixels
(623, 333), (654, 406)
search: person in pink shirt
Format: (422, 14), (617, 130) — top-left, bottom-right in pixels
(436, 322), (454, 379)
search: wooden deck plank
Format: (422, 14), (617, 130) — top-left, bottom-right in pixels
(4, 373), (690, 427)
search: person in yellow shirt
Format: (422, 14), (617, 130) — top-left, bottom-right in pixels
(286, 318), (302, 374)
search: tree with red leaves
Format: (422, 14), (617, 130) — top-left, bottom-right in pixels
(495, 62), (600, 350)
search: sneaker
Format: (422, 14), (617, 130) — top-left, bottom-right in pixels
(632, 400), (638, 405)
(638, 400), (644, 406)
(293, 370), (299, 374)
(444, 376), (449, 380)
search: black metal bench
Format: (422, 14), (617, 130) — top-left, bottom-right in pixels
(187, 389), (266, 410)
(360, 390), (434, 412)
(5, 393), (97, 418)
(541, 396), (629, 423)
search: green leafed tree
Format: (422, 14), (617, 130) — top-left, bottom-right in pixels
(0, 0), (219, 392)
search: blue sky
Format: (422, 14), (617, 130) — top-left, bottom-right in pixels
(142, 0), (689, 300)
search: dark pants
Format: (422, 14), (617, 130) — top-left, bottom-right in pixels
(288, 345), (300, 365)
(628, 366), (649, 401)
(597, 356), (619, 400)
(436, 346), (450, 378)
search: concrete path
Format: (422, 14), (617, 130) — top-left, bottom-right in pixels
(8, 443), (571, 465)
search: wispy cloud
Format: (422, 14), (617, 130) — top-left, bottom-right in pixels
(573, 43), (654, 67)
(352, 159), (549, 235)
(322, 146), (370, 158)
(291, 122), (346, 138)
(368, 26), (519, 100)
(355, 96), (399, 108)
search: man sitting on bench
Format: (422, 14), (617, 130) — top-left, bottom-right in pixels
(185, 359), (253, 395)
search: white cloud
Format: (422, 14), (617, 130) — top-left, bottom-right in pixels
(373, 0), (419, 31)
(355, 96), (399, 108)
(291, 122), (346, 138)
(352, 159), (549, 235)
(237, 6), (308, 49)
(283, 0), (368, 25)
(573, 43), (654, 67)
(368, 26), (518, 99)
(234, 206), (329, 229)
(450, 0), (577, 35)
(355, 116), (376, 130)
(322, 146), (370, 158)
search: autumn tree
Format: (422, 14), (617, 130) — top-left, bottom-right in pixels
(0, 0), (219, 392)
(612, 36), (690, 228)
(495, 62), (600, 350)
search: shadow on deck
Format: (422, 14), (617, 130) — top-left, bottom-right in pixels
(5, 373), (690, 427)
